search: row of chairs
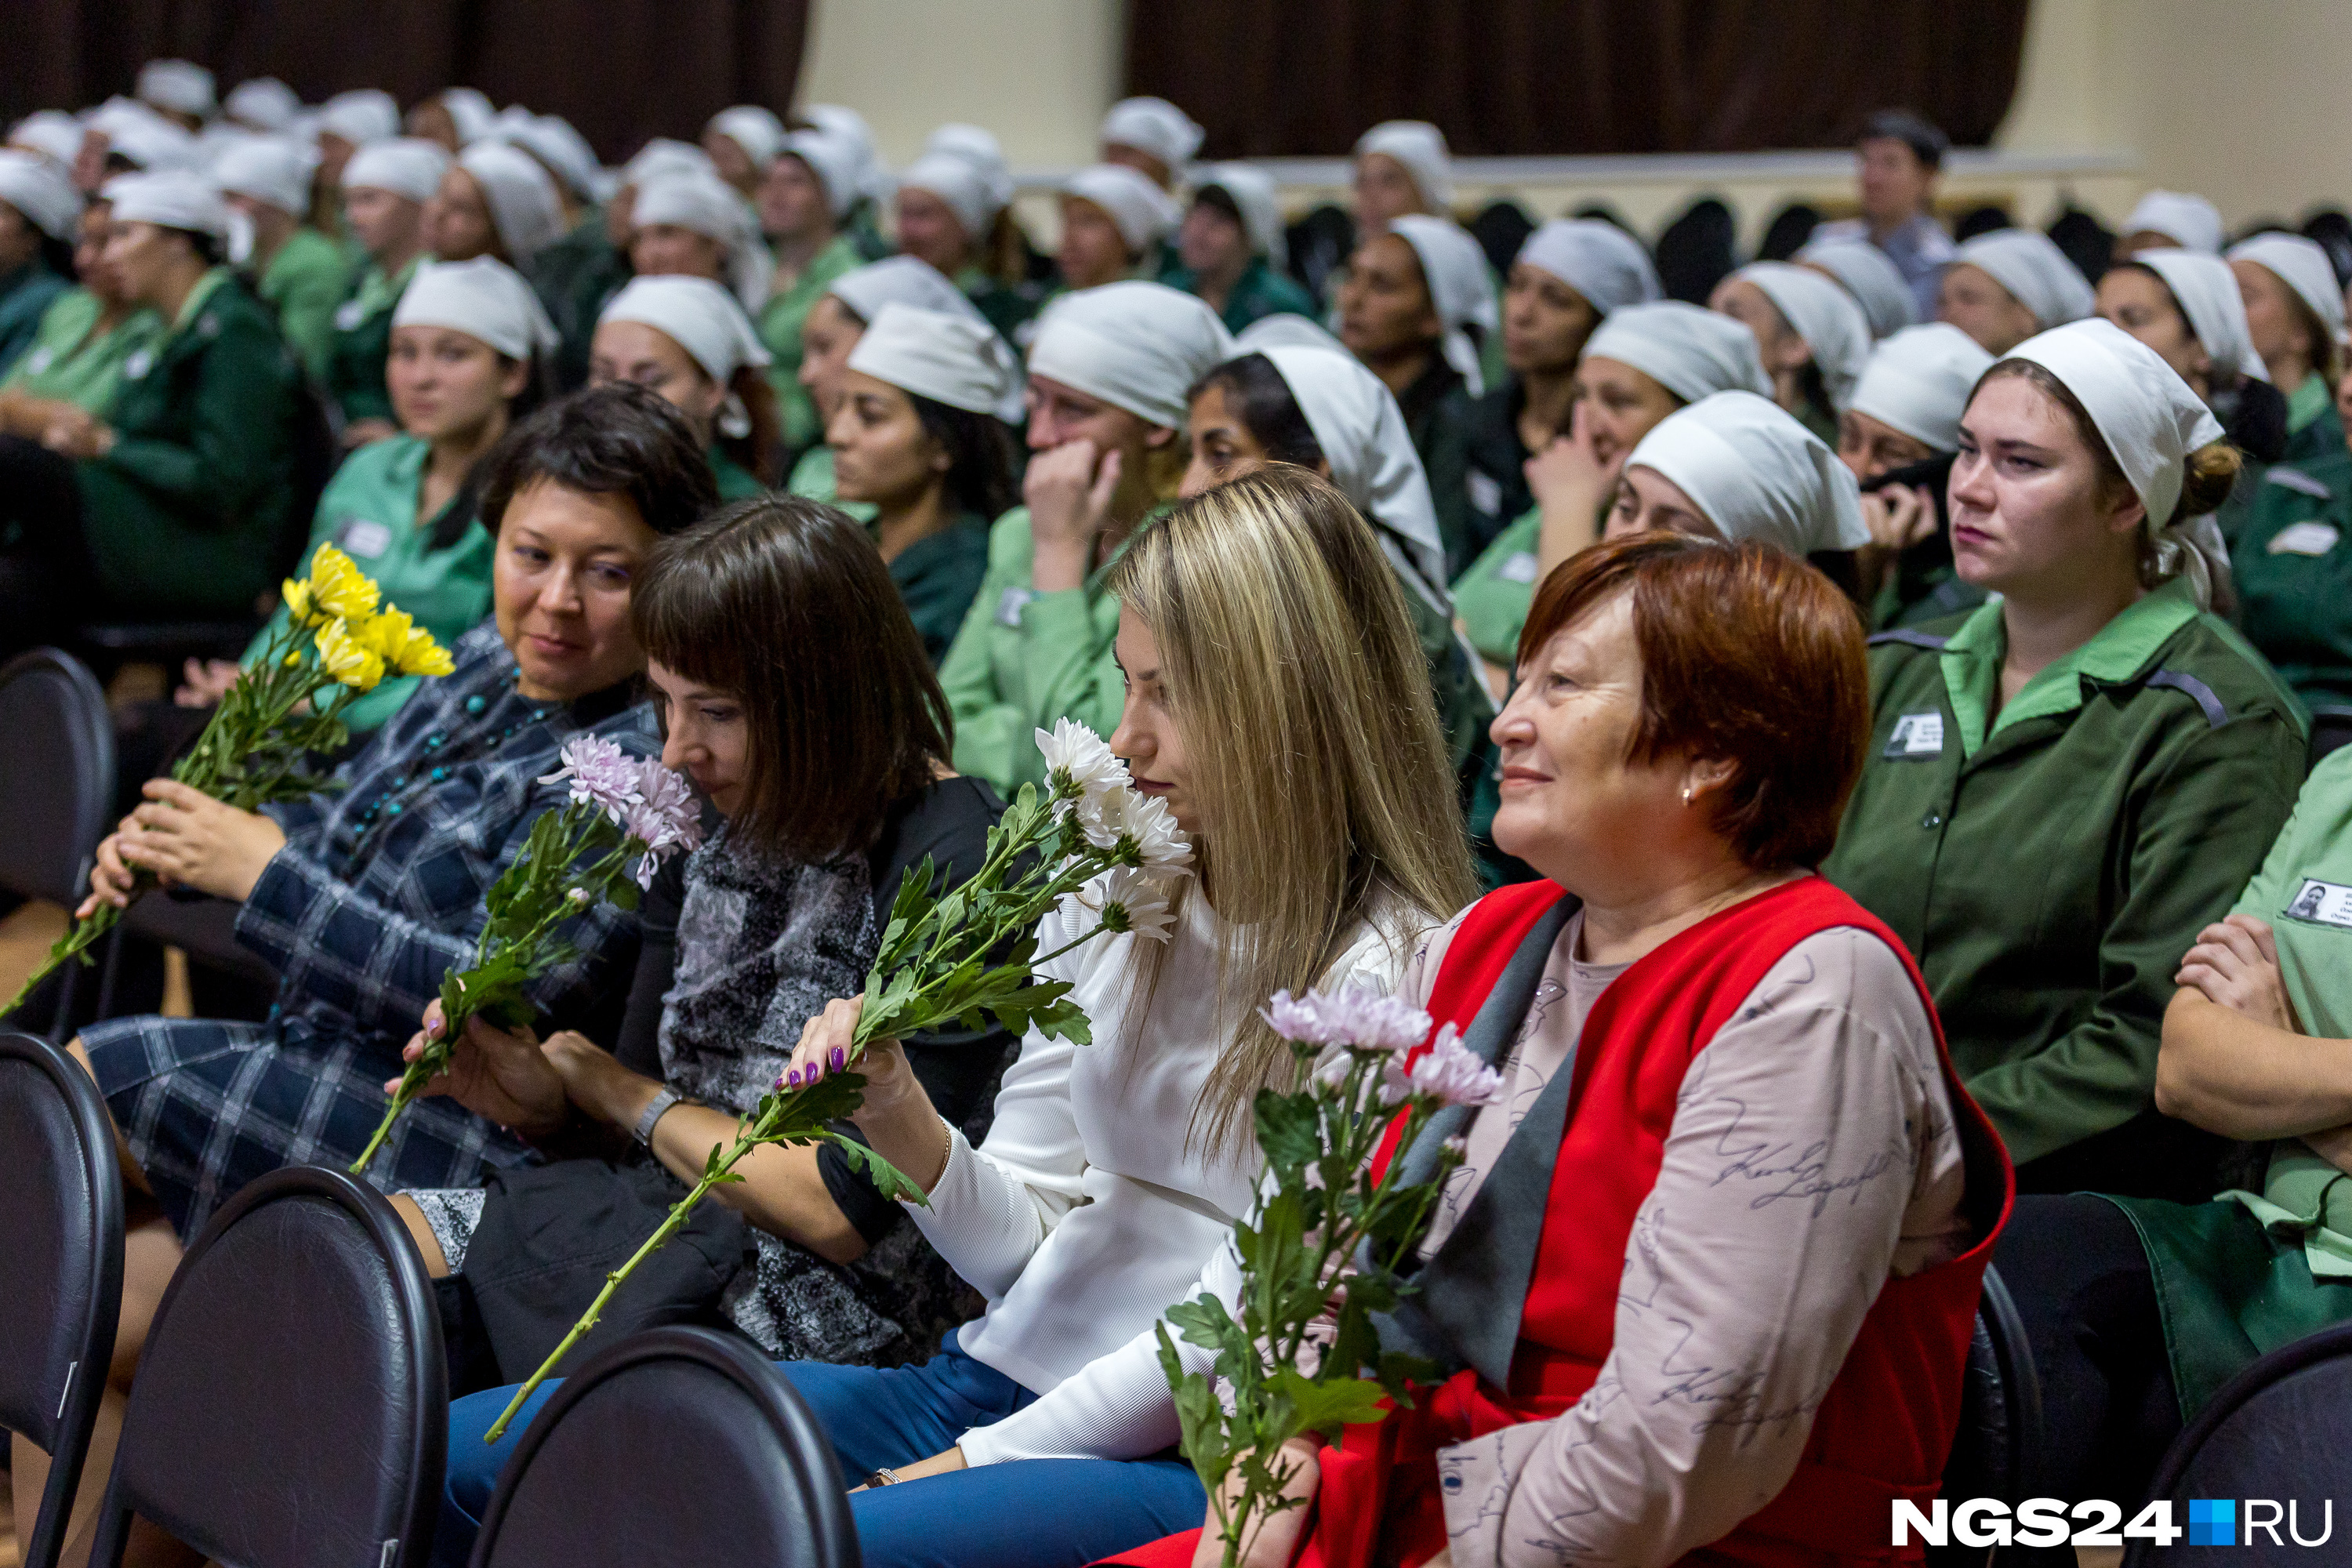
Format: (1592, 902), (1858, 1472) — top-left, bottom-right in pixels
(0, 1029), (857, 1567)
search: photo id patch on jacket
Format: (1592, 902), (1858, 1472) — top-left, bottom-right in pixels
(1498, 551), (1540, 584)
(2268, 521), (2342, 557)
(994, 585), (1033, 628)
(336, 517), (394, 560)
(1883, 712), (1944, 758)
(2285, 878), (2352, 928)
(334, 299), (368, 332)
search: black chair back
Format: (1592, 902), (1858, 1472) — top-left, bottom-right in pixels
(83, 1167), (445, 1568)
(1926, 1263), (2045, 1567)
(2311, 709), (2352, 769)
(471, 1326), (858, 1568)
(1953, 205), (2015, 243)
(1469, 199), (1536, 280)
(1757, 201), (1822, 261)
(0, 1032), (124, 1568)
(2047, 207), (2115, 290)
(0, 649), (115, 1039)
(2300, 209), (2352, 288)
(2122, 1319), (2352, 1564)
(1283, 202), (1356, 300)
(1653, 196), (1737, 303)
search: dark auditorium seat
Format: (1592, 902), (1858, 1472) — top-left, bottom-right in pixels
(1470, 198), (1536, 279)
(1927, 1264), (2045, 1568)
(1757, 201), (1821, 261)
(1653, 196), (1737, 303)
(0, 648), (116, 1041)
(1284, 202), (1356, 301)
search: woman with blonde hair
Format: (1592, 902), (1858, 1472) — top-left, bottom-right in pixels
(454, 464), (1478, 1568)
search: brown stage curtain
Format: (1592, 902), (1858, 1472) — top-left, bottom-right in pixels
(0, 0), (810, 162)
(1126, 0), (2031, 159)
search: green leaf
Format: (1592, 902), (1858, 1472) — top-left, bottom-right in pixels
(823, 1131), (928, 1207)
(1272, 1367), (1389, 1437)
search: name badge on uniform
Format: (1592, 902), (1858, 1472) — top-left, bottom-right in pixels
(1884, 711), (1945, 759)
(337, 517), (394, 560)
(1498, 551), (1540, 585)
(122, 348), (154, 381)
(196, 313), (218, 339)
(23, 346), (53, 376)
(2267, 466), (2335, 499)
(2268, 521), (2342, 557)
(994, 585), (1033, 629)
(334, 299), (367, 332)
(1467, 470), (1502, 517)
(2285, 878), (2352, 928)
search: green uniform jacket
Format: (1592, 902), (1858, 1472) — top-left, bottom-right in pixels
(0, 262), (70, 378)
(889, 513), (991, 666)
(1396, 358), (1479, 580)
(1454, 505), (1541, 667)
(244, 434), (495, 731)
(541, 221), (630, 394)
(256, 227), (352, 382)
(956, 266), (1040, 345)
(761, 234), (863, 458)
(1820, 580), (2307, 1192)
(78, 269), (301, 614)
(325, 255), (420, 426)
(1167, 256), (1318, 336)
(710, 446), (769, 502)
(0, 289), (161, 413)
(2281, 372), (2346, 470)
(2234, 449), (2352, 714)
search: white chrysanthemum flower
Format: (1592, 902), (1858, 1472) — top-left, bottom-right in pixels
(1091, 866), (1177, 942)
(1035, 719), (1127, 810)
(1083, 786), (1192, 874)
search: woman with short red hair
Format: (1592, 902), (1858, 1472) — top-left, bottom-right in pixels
(1129, 533), (2012, 1568)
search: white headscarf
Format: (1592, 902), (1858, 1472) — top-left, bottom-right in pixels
(801, 105), (891, 206)
(707, 106), (787, 172)
(1795, 237), (1917, 339)
(1063, 164), (1181, 255)
(102, 169), (232, 241)
(1627, 390), (1869, 554)
(2227, 233), (2347, 340)
(1193, 164), (1286, 267)
(828, 256), (990, 330)
(2005, 318), (2227, 535)
(9, 112), (85, 169)
(600, 274), (771, 383)
(849, 302), (1023, 420)
(439, 89), (498, 147)
(1099, 97), (1203, 174)
(88, 101), (198, 172)
(2122, 191), (2224, 255)
(136, 60), (216, 122)
(622, 138), (714, 191)
(1951, 229), (2096, 330)
(317, 89), (400, 149)
(223, 78), (299, 133)
(924, 123), (1015, 212)
(1580, 300), (1771, 405)
(2131, 249), (2268, 383)
(458, 141), (564, 267)
(394, 256), (558, 361)
(498, 115), (599, 201)
(0, 151), (81, 241)
(633, 169), (773, 312)
(1388, 214), (1498, 394)
(1726, 261), (1872, 409)
(1513, 219), (1661, 316)
(1234, 313), (1345, 354)
(1259, 344), (1446, 590)
(210, 134), (314, 218)
(780, 129), (860, 221)
(896, 152), (1000, 241)
(1026, 281), (1235, 430)
(1848, 324), (1995, 452)
(1353, 121), (1450, 211)
(342, 138), (448, 205)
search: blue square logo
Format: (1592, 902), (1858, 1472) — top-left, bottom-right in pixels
(2188, 1498), (2236, 1546)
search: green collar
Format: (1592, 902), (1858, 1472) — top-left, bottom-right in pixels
(1938, 576), (2201, 757)
(2289, 372), (2333, 434)
(163, 267), (233, 339)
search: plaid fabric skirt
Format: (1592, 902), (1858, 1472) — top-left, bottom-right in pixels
(84, 1011), (530, 1241)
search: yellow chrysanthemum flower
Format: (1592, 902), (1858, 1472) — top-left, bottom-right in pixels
(314, 617), (386, 692)
(361, 605), (416, 661)
(309, 545), (381, 624)
(281, 576), (317, 626)
(393, 625), (455, 678)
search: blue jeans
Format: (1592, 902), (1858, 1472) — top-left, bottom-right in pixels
(439, 1334), (1206, 1568)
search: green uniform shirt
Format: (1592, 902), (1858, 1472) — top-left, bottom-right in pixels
(887, 513), (991, 666)
(78, 268), (301, 614)
(325, 255), (421, 426)
(848, 201), (893, 263)
(1821, 579), (2306, 1178)
(0, 289), (161, 413)
(0, 262), (70, 378)
(244, 434), (495, 732)
(2282, 372), (2346, 470)
(1454, 505), (1541, 666)
(956, 266), (1039, 345)
(1168, 256), (1319, 336)
(256, 227), (353, 382)
(543, 222), (630, 394)
(760, 234), (863, 458)
(2233, 449), (2352, 713)
(710, 446), (768, 502)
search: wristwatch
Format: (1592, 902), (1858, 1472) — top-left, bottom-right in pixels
(632, 1087), (684, 1146)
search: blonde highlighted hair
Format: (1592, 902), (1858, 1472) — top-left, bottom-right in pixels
(1107, 466), (1480, 1156)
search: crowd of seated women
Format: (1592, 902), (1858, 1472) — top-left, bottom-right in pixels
(10, 63), (2352, 1568)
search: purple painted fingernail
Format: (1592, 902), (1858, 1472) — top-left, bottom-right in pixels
(786, 1067), (802, 1088)
(830, 1047), (846, 1071)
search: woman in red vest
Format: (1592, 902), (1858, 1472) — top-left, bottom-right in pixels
(1128, 532), (2013, 1568)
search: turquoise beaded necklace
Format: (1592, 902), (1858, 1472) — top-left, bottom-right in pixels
(344, 671), (554, 843)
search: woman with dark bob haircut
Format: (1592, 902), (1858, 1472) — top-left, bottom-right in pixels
(1127, 532), (2013, 1568)
(417, 494), (1015, 1558)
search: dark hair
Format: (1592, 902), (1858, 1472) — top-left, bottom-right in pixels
(480, 382), (720, 539)
(1185, 353), (1324, 467)
(1192, 183), (1245, 230)
(633, 495), (951, 859)
(909, 392), (1019, 520)
(1517, 533), (1869, 870)
(156, 224), (223, 267)
(1858, 109), (1950, 171)
(720, 363), (783, 485)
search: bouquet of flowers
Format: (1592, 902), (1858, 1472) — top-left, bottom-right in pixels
(479, 720), (1190, 1439)
(0, 544), (452, 1022)
(1157, 989), (1504, 1568)
(350, 735), (705, 1173)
